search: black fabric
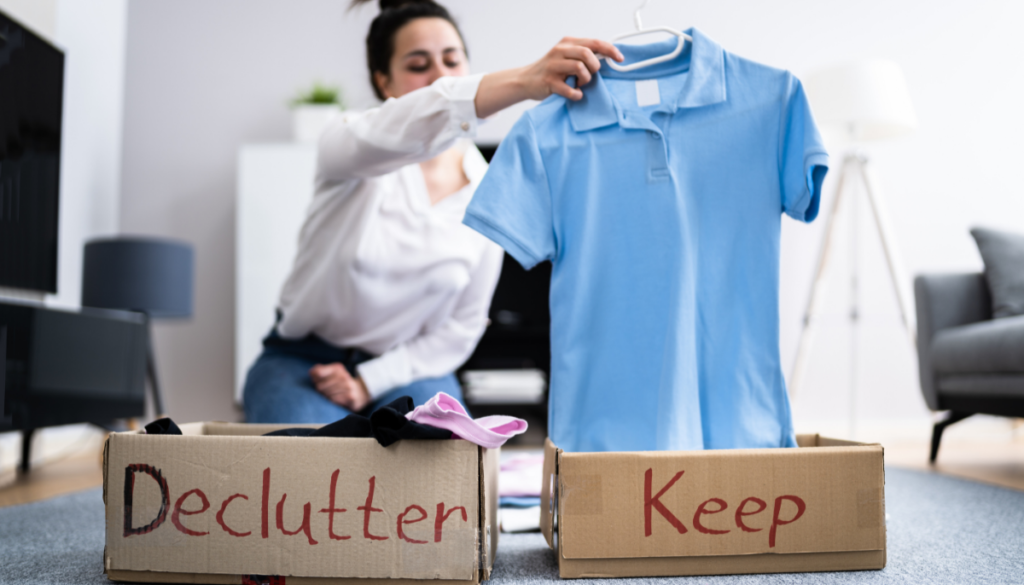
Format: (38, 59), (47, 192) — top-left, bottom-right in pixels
(260, 396), (451, 447)
(368, 396), (452, 447)
(144, 418), (182, 435)
(313, 414), (375, 438)
(262, 427), (316, 437)
(261, 317), (376, 375)
(140, 397), (451, 446)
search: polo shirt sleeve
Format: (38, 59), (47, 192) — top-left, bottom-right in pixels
(463, 114), (555, 270)
(779, 74), (829, 223)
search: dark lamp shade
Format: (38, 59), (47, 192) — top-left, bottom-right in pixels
(82, 238), (194, 318)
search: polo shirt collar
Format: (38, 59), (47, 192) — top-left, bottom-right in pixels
(567, 27), (726, 132)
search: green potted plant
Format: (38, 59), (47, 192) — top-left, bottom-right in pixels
(290, 82), (345, 143)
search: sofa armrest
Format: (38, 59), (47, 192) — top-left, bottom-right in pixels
(914, 273), (991, 410)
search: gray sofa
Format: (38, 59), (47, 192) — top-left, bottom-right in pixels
(915, 273), (1024, 462)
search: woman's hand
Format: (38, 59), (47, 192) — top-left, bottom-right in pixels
(475, 38), (624, 118)
(309, 363), (371, 412)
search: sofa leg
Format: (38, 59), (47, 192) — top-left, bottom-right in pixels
(930, 411), (972, 464)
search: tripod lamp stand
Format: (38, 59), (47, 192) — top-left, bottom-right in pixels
(790, 60), (919, 435)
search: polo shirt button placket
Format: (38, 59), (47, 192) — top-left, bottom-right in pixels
(647, 130), (669, 182)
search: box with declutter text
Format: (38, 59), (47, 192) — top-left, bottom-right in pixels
(102, 422), (499, 584)
(540, 434), (886, 578)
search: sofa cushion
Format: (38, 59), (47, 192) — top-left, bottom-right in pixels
(931, 314), (1024, 374)
(937, 374), (1024, 397)
(971, 226), (1024, 318)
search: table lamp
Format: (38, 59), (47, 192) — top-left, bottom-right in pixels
(82, 237), (194, 416)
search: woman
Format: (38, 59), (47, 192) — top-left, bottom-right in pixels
(243, 0), (623, 423)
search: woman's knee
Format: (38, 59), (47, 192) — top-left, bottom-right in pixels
(243, 352), (348, 423)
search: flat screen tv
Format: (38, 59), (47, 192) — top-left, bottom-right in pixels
(0, 9), (63, 293)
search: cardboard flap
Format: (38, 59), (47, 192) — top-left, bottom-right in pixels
(479, 447), (500, 579)
(540, 439), (559, 550)
(177, 422), (207, 436)
(557, 444), (885, 560)
(202, 422), (319, 436)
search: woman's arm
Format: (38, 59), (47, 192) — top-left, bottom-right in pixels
(317, 38), (623, 183)
(317, 74), (483, 182)
(475, 38), (623, 118)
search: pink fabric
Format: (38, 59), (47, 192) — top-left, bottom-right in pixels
(499, 454), (544, 497)
(405, 392), (527, 449)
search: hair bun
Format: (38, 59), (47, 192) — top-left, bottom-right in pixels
(379, 0), (435, 10)
(348, 0), (436, 11)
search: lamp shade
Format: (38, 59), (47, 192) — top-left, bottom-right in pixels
(804, 60), (918, 142)
(82, 237), (194, 318)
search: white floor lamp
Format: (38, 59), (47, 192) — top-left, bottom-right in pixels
(790, 60), (919, 437)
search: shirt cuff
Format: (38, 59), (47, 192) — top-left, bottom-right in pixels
(463, 211), (544, 270)
(785, 152), (829, 223)
(356, 345), (413, 399)
(436, 73), (484, 138)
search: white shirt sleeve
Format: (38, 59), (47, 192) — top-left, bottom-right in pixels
(317, 74), (484, 182)
(356, 242), (504, 398)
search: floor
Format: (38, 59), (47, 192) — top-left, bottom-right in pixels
(0, 426), (106, 508)
(0, 416), (1022, 510)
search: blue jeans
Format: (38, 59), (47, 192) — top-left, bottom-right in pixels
(243, 328), (464, 424)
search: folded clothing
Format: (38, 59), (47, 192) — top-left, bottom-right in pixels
(405, 392), (527, 449)
(499, 453), (544, 497)
(499, 496), (541, 508)
(141, 393), (528, 450)
(142, 397), (452, 448)
(263, 396), (451, 447)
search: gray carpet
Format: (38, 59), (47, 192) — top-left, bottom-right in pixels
(1, 467), (1023, 584)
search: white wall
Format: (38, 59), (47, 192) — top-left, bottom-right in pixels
(0, 0), (55, 40)
(0, 0), (127, 310)
(118, 0), (1024, 428)
(50, 0), (128, 310)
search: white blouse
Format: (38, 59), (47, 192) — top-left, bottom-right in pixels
(276, 74), (504, 398)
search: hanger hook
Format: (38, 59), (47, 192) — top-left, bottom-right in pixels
(633, 0), (650, 31)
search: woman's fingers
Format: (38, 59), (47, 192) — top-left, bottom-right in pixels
(550, 81), (584, 101)
(554, 58), (592, 87)
(561, 37), (624, 62)
(308, 364), (330, 384)
(309, 362), (353, 390)
(514, 36), (624, 104)
(558, 45), (603, 75)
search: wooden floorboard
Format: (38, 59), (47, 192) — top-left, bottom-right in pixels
(0, 451), (104, 508)
(883, 437), (1024, 491)
(0, 430), (106, 508)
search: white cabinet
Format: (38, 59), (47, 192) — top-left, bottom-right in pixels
(234, 143), (316, 402)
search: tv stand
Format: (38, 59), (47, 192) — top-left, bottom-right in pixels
(1, 302), (148, 472)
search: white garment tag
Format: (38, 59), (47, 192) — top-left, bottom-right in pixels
(635, 79), (661, 107)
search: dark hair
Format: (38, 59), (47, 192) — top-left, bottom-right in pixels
(350, 0), (467, 101)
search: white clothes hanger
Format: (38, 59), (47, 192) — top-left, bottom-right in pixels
(606, 0), (691, 72)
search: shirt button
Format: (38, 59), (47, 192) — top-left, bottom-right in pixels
(649, 131), (661, 140)
(460, 122), (470, 131)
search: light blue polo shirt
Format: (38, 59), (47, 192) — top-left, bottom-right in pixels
(464, 28), (828, 453)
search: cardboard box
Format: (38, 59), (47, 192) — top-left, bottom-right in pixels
(540, 434), (885, 578)
(102, 422), (499, 584)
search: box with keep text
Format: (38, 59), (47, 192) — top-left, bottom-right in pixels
(102, 422), (499, 584)
(540, 434), (886, 578)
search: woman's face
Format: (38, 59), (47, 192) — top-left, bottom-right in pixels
(376, 17), (469, 100)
